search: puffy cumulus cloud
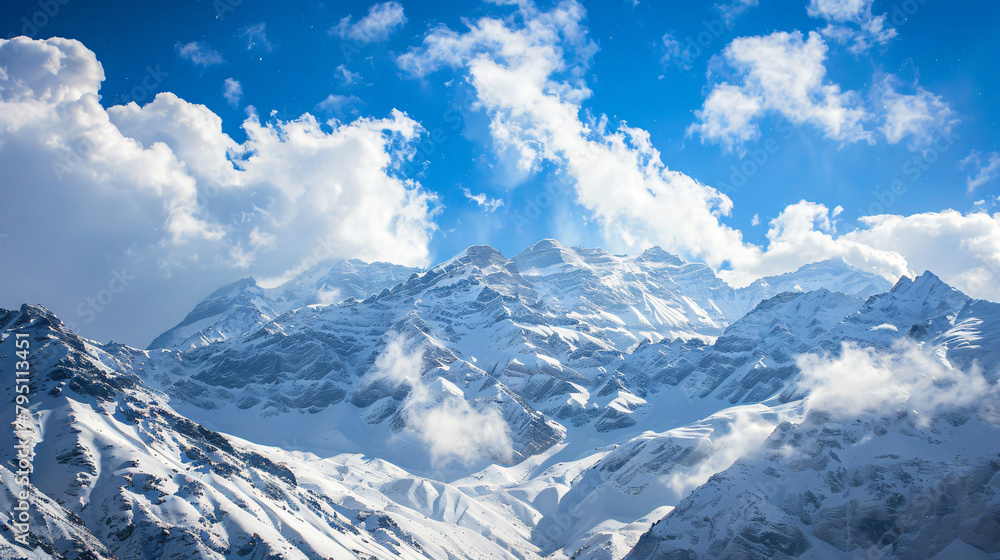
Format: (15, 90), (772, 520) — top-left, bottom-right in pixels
(331, 1), (407, 44)
(176, 41), (223, 67)
(109, 95), (437, 278)
(689, 83), (763, 152)
(875, 77), (957, 150)
(797, 340), (993, 425)
(722, 201), (909, 286)
(960, 150), (1000, 194)
(0, 36), (437, 345)
(843, 211), (1000, 301)
(691, 30), (954, 152)
(689, 31), (871, 152)
(398, 0), (756, 268)
(368, 335), (513, 467)
(722, 202), (1000, 303)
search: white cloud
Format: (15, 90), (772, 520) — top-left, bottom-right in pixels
(875, 77), (957, 149)
(369, 335), (513, 466)
(461, 187), (504, 212)
(660, 32), (684, 69)
(176, 41), (223, 67)
(335, 64), (362, 85)
(806, 0), (870, 22)
(722, 202), (1000, 303)
(807, 0), (896, 53)
(315, 94), (362, 119)
(689, 83), (764, 151)
(223, 78), (242, 106)
(750, 213), (760, 226)
(395, 1), (1000, 308)
(714, 0), (759, 26)
(242, 22), (274, 52)
(960, 150), (1000, 193)
(722, 200), (909, 285)
(689, 31), (871, 151)
(845, 210), (1000, 301)
(691, 30), (949, 152)
(332, 1), (407, 44)
(666, 411), (776, 498)
(797, 341), (991, 424)
(0, 36), (438, 345)
(399, 0), (753, 269)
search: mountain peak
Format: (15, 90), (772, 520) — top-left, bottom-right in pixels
(529, 238), (566, 250)
(636, 246), (685, 265)
(512, 238), (585, 273)
(890, 270), (946, 294)
(434, 244), (508, 270)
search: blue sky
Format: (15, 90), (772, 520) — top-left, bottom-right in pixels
(1, 0), (999, 346)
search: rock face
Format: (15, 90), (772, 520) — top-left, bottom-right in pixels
(8, 240), (998, 560)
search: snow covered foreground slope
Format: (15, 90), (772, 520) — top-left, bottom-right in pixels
(1, 304), (558, 559)
(3, 241), (999, 559)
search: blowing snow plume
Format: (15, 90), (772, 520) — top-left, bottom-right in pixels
(796, 340), (995, 424)
(370, 334), (513, 467)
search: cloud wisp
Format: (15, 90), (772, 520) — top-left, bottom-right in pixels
(367, 335), (513, 467)
(223, 78), (242, 106)
(462, 188), (504, 212)
(176, 41), (224, 67)
(797, 340), (992, 424)
(331, 1), (407, 44)
(961, 150), (1000, 194)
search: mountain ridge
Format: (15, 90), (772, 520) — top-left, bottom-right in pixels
(4, 241), (998, 560)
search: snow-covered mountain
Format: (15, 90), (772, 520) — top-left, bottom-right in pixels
(148, 259), (420, 350)
(134, 242), (890, 469)
(4, 240), (997, 560)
